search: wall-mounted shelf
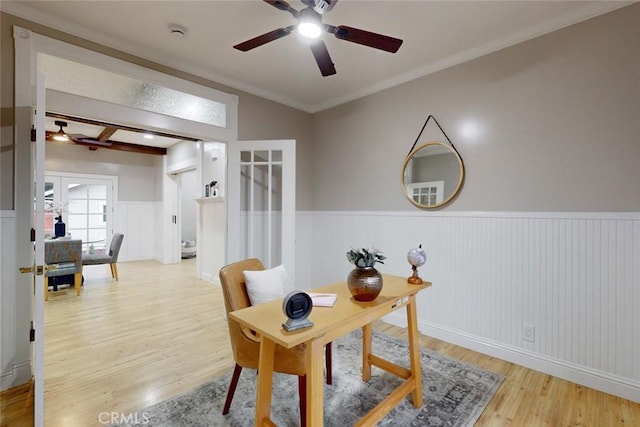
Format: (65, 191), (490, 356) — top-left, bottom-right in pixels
(196, 196), (225, 204)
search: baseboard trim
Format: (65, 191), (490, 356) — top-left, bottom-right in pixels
(0, 361), (32, 392)
(384, 312), (640, 404)
(198, 271), (220, 286)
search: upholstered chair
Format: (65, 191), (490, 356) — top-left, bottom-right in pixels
(219, 258), (332, 427)
(44, 239), (83, 301)
(82, 233), (124, 280)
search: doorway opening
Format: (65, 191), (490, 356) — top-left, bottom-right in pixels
(12, 25), (239, 423)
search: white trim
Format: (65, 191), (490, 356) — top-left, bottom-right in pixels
(9, 23), (37, 400)
(166, 158), (197, 175)
(305, 210), (640, 220)
(384, 312), (640, 404)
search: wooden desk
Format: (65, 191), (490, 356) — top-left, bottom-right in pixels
(229, 274), (431, 426)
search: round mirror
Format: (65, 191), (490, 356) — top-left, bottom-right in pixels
(401, 141), (464, 209)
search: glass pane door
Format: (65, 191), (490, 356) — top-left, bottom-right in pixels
(44, 173), (114, 252)
(227, 140), (295, 279)
(66, 182), (108, 251)
(240, 149), (283, 267)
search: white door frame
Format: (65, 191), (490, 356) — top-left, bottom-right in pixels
(24, 26), (238, 267)
(12, 26), (238, 425)
(227, 140), (296, 281)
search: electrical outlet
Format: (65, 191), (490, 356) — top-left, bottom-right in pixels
(523, 324), (535, 342)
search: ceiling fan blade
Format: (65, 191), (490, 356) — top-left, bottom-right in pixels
(67, 134), (112, 146)
(310, 40), (336, 76)
(66, 133), (90, 140)
(327, 25), (403, 53)
(263, 0), (299, 18)
(233, 26), (295, 52)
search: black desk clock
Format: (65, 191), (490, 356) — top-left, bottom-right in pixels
(282, 291), (314, 332)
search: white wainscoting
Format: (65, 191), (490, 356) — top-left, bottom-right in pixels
(115, 202), (158, 262)
(306, 211), (640, 403)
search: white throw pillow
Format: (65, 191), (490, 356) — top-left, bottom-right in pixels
(244, 264), (293, 305)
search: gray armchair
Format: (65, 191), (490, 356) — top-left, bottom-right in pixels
(44, 239), (83, 301)
(82, 233), (124, 281)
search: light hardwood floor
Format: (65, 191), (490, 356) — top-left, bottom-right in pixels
(1, 260), (638, 426)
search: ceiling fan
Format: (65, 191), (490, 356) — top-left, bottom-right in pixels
(233, 0), (403, 77)
(46, 120), (114, 147)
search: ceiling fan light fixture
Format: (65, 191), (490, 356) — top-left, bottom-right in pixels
(298, 22), (322, 39)
(53, 120), (69, 141)
(298, 7), (322, 39)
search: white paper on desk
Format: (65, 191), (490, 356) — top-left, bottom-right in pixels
(308, 292), (337, 307)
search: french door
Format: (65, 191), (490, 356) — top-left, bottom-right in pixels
(227, 140), (296, 280)
(44, 174), (115, 251)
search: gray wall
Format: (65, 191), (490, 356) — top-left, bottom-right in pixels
(45, 141), (163, 202)
(311, 4), (640, 212)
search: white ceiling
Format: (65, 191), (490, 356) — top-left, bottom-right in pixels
(3, 0), (632, 114)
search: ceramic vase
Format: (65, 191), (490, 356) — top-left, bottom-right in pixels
(347, 266), (383, 301)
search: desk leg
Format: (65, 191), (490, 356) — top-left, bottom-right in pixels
(255, 337), (275, 427)
(406, 295), (423, 407)
(362, 323), (372, 381)
(306, 338), (325, 426)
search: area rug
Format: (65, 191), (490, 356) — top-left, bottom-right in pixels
(118, 330), (503, 426)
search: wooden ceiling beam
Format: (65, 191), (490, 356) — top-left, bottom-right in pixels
(46, 112), (200, 142)
(45, 131), (167, 156)
(97, 126), (118, 142)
